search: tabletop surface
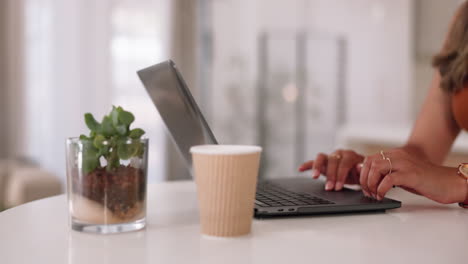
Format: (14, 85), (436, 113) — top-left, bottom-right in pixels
(1, 180), (467, 264)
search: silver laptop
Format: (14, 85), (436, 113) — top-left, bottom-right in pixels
(137, 60), (401, 218)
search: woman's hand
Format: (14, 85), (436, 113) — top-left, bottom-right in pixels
(299, 150), (364, 191)
(360, 148), (468, 204)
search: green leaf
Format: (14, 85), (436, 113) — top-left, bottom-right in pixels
(129, 128), (145, 139)
(97, 145), (110, 157)
(118, 110), (135, 126)
(110, 106), (120, 126)
(81, 141), (100, 174)
(83, 157), (99, 175)
(115, 125), (127, 136)
(84, 113), (100, 132)
(82, 106), (144, 172)
(93, 134), (106, 149)
(100, 116), (115, 137)
(117, 141), (140, 160)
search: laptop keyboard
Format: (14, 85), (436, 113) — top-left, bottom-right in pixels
(255, 182), (335, 207)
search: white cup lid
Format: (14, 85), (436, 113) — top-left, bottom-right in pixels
(190, 145), (262, 155)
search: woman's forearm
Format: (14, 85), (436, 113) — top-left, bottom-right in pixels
(403, 72), (460, 165)
(400, 144), (432, 161)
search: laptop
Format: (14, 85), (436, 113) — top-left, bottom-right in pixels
(137, 60), (401, 218)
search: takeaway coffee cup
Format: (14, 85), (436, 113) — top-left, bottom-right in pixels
(190, 145), (262, 237)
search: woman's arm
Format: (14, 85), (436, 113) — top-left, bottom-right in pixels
(359, 74), (465, 203)
(403, 71), (460, 165)
(299, 3), (465, 195)
(403, 3), (465, 165)
(359, 4), (468, 203)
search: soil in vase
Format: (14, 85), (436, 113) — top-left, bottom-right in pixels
(72, 165), (146, 223)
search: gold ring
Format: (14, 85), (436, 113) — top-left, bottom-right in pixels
(380, 150), (386, 160)
(329, 154), (342, 160)
(385, 157), (393, 175)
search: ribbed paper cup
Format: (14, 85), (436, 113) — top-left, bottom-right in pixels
(191, 145), (262, 237)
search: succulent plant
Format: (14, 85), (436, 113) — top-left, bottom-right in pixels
(80, 106), (145, 174)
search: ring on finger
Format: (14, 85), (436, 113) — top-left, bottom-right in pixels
(380, 150), (386, 160)
(385, 157), (393, 175)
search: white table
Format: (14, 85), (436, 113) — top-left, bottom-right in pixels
(1, 181), (467, 264)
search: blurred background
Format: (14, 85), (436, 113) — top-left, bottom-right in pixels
(1, 0), (467, 210)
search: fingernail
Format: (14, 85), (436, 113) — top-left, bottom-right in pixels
(363, 190), (369, 197)
(325, 181), (334, 191)
(311, 169), (319, 178)
(377, 195), (382, 200)
(335, 182), (343, 191)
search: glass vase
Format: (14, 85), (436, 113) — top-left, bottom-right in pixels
(66, 138), (148, 234)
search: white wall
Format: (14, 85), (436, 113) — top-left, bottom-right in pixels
(19, 0), (110, 181)
(307, 0), (413, 126)
(14, 0), (171, 183)
(210, 0), (414, 131)
(413, 0), (461, 116)
(209, 0), (258, 145)
(415, 0), (462, 59)
(206, 0), (414, 176)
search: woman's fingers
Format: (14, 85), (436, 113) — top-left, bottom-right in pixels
(325, 152), (342, 190)
(301, 150), (364, 191)
(335, 163), (353, 190)
(342, 163), (363, 185)
(376, 172), (404, 200)
(359, 157), (373, 197)
(298, 160), (314, 172)
(335, 151), (357, 191)
(346, 167), (361, 185)
(367, 159), (393, 196)
(298, 153), (328, 179)
(312, 153), (327, 179)
(356, 163), (364, 174)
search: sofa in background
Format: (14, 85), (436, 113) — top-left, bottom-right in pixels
(0, 159), (62, 210)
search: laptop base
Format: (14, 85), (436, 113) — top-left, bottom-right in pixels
(254, 177), (401, 218)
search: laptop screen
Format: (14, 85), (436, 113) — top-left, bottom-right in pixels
(137, 60), (218, 168)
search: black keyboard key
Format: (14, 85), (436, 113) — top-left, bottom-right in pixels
(256, 182), (335, 207)
(255, 201), (269, 207)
